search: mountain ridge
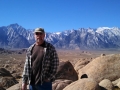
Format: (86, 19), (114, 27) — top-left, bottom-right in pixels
(0, 23), (120, 50)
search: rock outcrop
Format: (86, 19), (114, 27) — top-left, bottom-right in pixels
(53, 61), (78, 90)
(55, 61), (78, 81)
(63, 78), (101, 90)
(0, 68), (18, 89)
(78, 54), (120, 83)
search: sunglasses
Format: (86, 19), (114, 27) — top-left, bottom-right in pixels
(35, 32), (43, 35)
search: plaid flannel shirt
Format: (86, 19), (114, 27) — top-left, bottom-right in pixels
(22, 41), (59, 84)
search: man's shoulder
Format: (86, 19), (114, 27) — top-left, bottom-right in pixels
(27, 44), (35, 51)
(45, 41), (54, 48)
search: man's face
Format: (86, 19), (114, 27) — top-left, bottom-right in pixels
(34, 32), (45, 44)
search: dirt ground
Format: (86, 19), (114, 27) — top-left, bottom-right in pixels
(57, 49), (120, 66)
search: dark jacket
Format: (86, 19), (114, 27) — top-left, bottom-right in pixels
(22, 41), (59, 84)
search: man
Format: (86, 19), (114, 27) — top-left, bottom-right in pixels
(22, 28), (59, 90)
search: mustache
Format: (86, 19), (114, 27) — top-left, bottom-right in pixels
(35, 38), (44, 42)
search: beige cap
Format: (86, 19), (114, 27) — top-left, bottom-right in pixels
(34, 27), (45, 33)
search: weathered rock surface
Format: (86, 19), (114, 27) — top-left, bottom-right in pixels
(99, 79), (114, 90)
(63, 78), (101, 90)
(52, 79), (73, 90)
(112, 78), (120, 86)
(74, 59), (90, 73)
(0, 68), (18, 89)
(78, 54), (120, 83)
(0, 68), (12, 77)
(55, 61), (78, 81)
(117, 81), (120, 88)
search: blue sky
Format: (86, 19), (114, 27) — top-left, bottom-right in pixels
(0, 0), (120, 32)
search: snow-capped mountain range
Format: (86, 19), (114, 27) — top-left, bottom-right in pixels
(0, 23), (120, 50)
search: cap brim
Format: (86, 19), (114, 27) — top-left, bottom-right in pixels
(34, 31), (44, 33)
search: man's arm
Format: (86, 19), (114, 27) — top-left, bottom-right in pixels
(47, 47), (59, 81)
(22, 55), (29, 84)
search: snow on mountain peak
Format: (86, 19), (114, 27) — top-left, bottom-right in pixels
(54, 32), (61, 35)
(97, 27), (111, 31)
(96, 27), (114, 33)
(96, 27), (119, 32)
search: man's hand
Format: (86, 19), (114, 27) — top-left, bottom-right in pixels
(21, 83), (27, 90)
(44, 79), (50, 82)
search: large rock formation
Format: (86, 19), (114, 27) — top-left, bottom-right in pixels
(0, 68), (18, 89)
(78, 54), (120, 83)
(63, 78), (101, 90)
(52, 61), (78, 90)
(55, 61), (78, 81)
